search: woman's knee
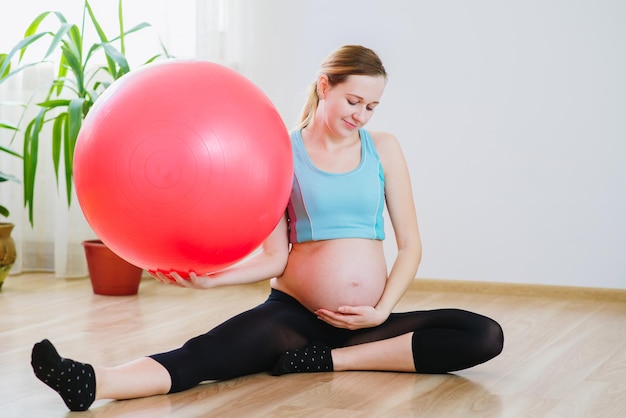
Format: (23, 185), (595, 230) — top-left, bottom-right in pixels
(481, 316), (504, 360)
(450, 309), (504, 362)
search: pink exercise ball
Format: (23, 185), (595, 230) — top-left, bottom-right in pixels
(74, 60), (293, 276)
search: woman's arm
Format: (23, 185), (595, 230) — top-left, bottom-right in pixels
(151, 214), (290, 289)
(374, 131), (422, 316)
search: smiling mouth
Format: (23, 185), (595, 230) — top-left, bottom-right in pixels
(343, 119), (357, 129)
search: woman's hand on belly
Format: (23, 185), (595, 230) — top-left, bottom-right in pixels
(314, 304), (389, 330)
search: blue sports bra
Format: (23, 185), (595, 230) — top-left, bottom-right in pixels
(287, 129), (385, 243)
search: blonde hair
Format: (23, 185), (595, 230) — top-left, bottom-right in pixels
(297, 45), (387, 130)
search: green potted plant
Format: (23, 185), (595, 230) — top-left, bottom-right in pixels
(0, 0), (170, 293)
(0, 0), (171, 225)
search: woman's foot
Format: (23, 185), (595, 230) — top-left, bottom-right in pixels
(272, 342), (334, 375)
(31, 339), (96, 411)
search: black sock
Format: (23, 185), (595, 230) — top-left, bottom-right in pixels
(272, 342), (334, 376)
(31, 339), (96, 411)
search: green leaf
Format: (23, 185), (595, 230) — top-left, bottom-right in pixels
(51, 53), (70, 96)
(0, 32), (49, 80)
(0, 54), (10, 79)
(63, 25), (84, 82)
(24, 11), (67, 39)
(85, 0), (119, 78)
(64, 98), (84, 206)
(158, 37), (172, 58)
(83, 43), (103, 73)
(0, 145), (22, 159)
(23, 109), (45, 226)
(0, 121), (18, 131)
(105, 22), (154, 50)
(21, 12), (54, 59)
(43, 22), (73, 60)
(52, 112), (66, 184)
(0, 206), (9, 218)
(37, 99), (71, 108)
(101, 43), (130, 76)
(66, 24), (83, 55)
(1, 62), (46, 88)
(14, 32), (50, 59)
(118, 0), (126, 54)
(144, 54), (164, 65)
(121, 22), (152, 37)
(86, 0), (109, 43)
(61, 41), (82, 78)
(51, 11), (69, 25)
(67, 98), (83, 144)
(0, 170), (20, 183)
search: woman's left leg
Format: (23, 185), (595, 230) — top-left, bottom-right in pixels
(332, 333), (415, 372)
(274, 308), (504, 374)
(345, 308), (504, 373)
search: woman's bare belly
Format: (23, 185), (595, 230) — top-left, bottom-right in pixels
(270, 239), (388, 312)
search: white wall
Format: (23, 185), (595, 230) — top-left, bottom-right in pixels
(2, 1), (624, 288)
(223, 0), (626, 289)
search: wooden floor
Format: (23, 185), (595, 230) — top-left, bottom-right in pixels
(1, 273), (625, 417)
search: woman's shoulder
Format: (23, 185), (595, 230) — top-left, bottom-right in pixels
(366, 130), (403, 160)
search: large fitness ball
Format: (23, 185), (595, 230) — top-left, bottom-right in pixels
(74, 60), (293, 276)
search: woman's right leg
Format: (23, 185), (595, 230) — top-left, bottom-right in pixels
(94, 357), (172, 400)
(149, 289), (321, 392)
(31, 290), (322, 410)
(30, 339), (174, 411)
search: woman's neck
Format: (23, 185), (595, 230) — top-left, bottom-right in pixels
(302, 123), (360, 150)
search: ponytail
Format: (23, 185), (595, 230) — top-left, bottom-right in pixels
(296, 82), (319, 130)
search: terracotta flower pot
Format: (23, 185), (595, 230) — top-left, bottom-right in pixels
(0, 223), (17, 290)
(82, 239), (143, 296)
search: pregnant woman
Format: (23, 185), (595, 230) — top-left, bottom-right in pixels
(31, 45), (504, 411)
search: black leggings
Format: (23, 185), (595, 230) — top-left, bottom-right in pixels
(150, 289), (504, 393)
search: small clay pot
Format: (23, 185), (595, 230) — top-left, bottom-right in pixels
(0, 223), (16, 290)
(82, 240), (143, 296)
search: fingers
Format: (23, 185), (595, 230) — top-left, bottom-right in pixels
(314, 306), (384, 330)
(169, 271), (187, 285)
(148, 270), (170, 284)
(147, 270), (191, 287)
(315, 309), (359, 330)
(336, 305), (361, 315)
(148, 269), (218, 290)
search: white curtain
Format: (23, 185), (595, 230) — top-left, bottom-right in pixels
(195, 0), (241, 67)
(0, 64), (95, 278)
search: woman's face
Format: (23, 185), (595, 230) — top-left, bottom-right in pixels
(319, 74), (386, 138)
